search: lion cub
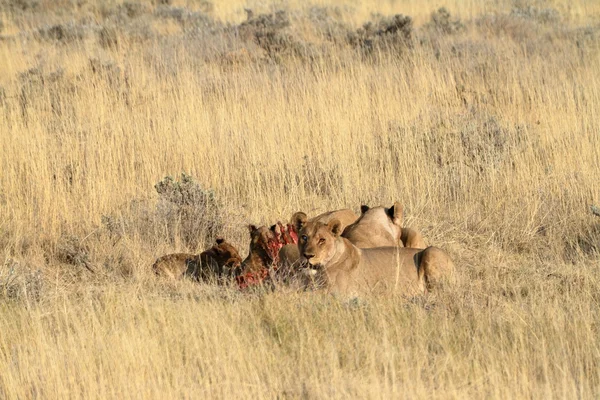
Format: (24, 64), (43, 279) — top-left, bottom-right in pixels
(296, 217), (454, 297)
(152, 238), (242, 281)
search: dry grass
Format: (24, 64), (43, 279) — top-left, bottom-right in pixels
(0, 0), (599, 398)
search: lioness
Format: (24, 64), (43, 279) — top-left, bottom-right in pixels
(240, 224), (283, 275)
(342, 203), (426, 249)
(152, 238), (242, 281)
(401, 228), (427, 249)
(296, 218), (454, 297)
(279, 208), (360, 270)
(237, 222), (299, 287)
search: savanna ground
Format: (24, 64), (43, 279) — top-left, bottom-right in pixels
(0, 0), (599, 398)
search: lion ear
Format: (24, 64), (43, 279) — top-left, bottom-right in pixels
(360, 205), (370, 214)
(291, 212), (308, 232)
(387, 202), (403, 225)
(327, 219), (343, 237)
(270, 223), (282, 235)
(248, 224), (258, 234)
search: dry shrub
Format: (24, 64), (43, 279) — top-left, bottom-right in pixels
(304, 6), (358, 55)
(98, 3), (156, 46)
(100, 240), (137, 278)
(424, 107), (527, 173)
(102, 174), (223, 251)
(351, 13), (413, 54)
(35, 23), (85, 43)
(510, 3), (560, 24)
(425, 7), (465, 35)
(38, 234), (94, 276)
(88, 58), (129, 95)
(0, 258), (44, 303)
(55, 234), (91, 269)
(475, 7), (599, 60)
(476, 12), (543, 42)
(154, 5), (215, 31)
(113, 2), (150, 20)
(236, 10), (303, 60)
(1, 0), (40, 13)
(17, 67), (79, 125)
(563, 222), (600, 262)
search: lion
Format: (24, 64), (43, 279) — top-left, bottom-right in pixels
(279, 208), (359, 272)
(342, 203), (427, 249)
(237, 222), (299, 287)
(152, 252), (195, 280)
(240, 224), (283, 275)
(152, 238), (242, 282)
(401, 227), (427, 249)
(295, 218), (454, 297)
(292, 208), (359, 232)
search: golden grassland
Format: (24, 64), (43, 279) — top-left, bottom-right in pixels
(0, 0), (599, 398)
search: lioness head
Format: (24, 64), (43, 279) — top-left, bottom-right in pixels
(247, 224), (278, 257)
(297, 218), (343, 267)
(342, 202), (403, 247)
(359, 201), (403, 226)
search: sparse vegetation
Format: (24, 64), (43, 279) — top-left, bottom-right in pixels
(0, 0), (599, 398)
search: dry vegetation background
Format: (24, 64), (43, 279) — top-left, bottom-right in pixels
(0, 0), (600, 398)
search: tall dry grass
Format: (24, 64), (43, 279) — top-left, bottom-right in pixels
(0, 0), (599, 398)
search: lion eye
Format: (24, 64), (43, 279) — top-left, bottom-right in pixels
(301, 235), (308, 241)
(318, 238), (325, 245)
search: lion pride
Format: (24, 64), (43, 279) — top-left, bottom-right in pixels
(296, 217), (454, 297)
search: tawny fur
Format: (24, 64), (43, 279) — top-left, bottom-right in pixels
(240, 224), (279, 275)
(297, 218), (454, 297)
(342, 202), (426, 249)
(279, 208), (359, 270)
(400, 227), (427, 249)
(152, 238), (242, 281)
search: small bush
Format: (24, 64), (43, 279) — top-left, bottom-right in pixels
(510, 4), (560, 24)
(351, 14), (413, 54)
(88, 58), (128, 90)
(239, 10), (290, 33)
(17, 67), (78, 123)
(154, 5), (216, 31)
(117, 2), (149, 19)
(425, 8), (465, 35)
(35, 23), (86, 43)
(54, 234), (93, 272)
(307, 6), (353, 43)
(0, 259), (44, 303)
(2, 0), (40, 13)
(236, 10), (307, 59)
(423, 108), (527, 174)
(102, 173), (223, 250)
